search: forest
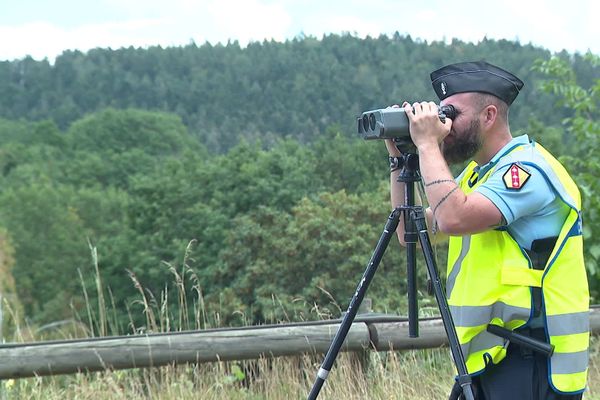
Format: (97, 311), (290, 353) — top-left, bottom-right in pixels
(0, 33), (597, 335)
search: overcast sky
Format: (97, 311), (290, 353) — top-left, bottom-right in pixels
(1, 0), (598, 63)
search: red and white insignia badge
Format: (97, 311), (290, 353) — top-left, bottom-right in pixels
(502, 163), (531, 190)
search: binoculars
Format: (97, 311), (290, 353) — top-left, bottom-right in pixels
(357, 105), (457, 140)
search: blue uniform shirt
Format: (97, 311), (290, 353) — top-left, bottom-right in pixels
(463, 134), (570, 250)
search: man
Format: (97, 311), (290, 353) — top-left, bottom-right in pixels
(385, 61), (589, 400)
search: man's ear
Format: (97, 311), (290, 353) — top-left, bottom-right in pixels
(483, 104), (498, 127)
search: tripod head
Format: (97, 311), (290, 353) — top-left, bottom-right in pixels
(394, 153), (421, 184)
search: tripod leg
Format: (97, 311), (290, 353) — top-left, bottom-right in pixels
(411, 207), (476, 400)
(307, 207), (402, 400)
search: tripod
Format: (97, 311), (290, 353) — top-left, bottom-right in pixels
(307, 153), (475, 400)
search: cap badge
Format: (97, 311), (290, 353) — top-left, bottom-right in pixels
(440, 82), (447, 95)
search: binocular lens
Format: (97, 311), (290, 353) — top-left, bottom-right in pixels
(362, 114), (370, 132)
(368, 113), (376, 131)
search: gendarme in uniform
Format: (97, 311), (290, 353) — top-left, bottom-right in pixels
(431, 61), (589, 399)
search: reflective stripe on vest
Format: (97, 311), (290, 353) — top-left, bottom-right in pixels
(447, 141), (589, 393)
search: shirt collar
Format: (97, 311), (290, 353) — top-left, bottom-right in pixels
(475, 134), (530, 177)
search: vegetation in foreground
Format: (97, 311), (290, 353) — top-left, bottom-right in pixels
(3, 241), (598, 400)
(2, 338), (599, 399)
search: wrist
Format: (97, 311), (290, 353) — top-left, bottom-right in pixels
(385, 140), (403, 157)
(416, 142), (441, 155)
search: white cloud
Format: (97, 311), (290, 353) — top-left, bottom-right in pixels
(98, 0), (293, 45)
(0, 19), (172, 61)
(0, 0), (597, 61)
(203, 0), (292, 44)
(0, 0), (295, 61)
(301, 14), (381, 38)
(0, 22), (63, 61)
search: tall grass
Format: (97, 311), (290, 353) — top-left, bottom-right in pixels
(1, 242), (599, 399)
(2, 341), (599, 399)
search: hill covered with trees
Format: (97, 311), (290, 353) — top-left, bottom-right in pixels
(0, 34), (597, 334)
(2, 33), (597, 153)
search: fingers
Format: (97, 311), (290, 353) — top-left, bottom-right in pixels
(394, 101), (439, 110)
(404, 101), (438, 122)
(389, 101), (410, 109)
(411, 101), (438, 114)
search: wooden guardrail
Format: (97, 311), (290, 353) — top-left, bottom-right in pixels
(0, 307), (598, 380)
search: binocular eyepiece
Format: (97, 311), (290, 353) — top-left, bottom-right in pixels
(357, 105), (457, 140)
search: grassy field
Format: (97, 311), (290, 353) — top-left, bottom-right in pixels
(2, 336), (598, 399)
(3, 251), (596, 399)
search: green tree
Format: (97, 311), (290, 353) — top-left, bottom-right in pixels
(533, 53), (600, 298)
(0, 183), (90, 322)
(62, 108), (205, 189)
(211, 187), (433, 325)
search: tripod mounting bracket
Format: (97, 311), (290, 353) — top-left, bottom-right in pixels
(396, 153), (421, 184)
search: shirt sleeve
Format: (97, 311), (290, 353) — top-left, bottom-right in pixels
(475, 163), (556, 225)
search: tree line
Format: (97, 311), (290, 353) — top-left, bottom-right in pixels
(0, 34), (596, 335)
(1, 33), (597, 154)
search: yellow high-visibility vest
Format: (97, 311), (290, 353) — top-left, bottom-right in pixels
(447, 140), (589, 394)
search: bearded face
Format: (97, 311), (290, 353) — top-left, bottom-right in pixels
(442, 117), (482, 165)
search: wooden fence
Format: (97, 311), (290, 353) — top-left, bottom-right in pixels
(0, 307), (598, 380)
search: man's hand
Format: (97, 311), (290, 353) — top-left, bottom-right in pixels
(404, 101), (452, 151)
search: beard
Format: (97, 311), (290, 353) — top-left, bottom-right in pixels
(442, 119), (482, 165)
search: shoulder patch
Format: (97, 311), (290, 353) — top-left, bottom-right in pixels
(502, 163), (531, 190)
